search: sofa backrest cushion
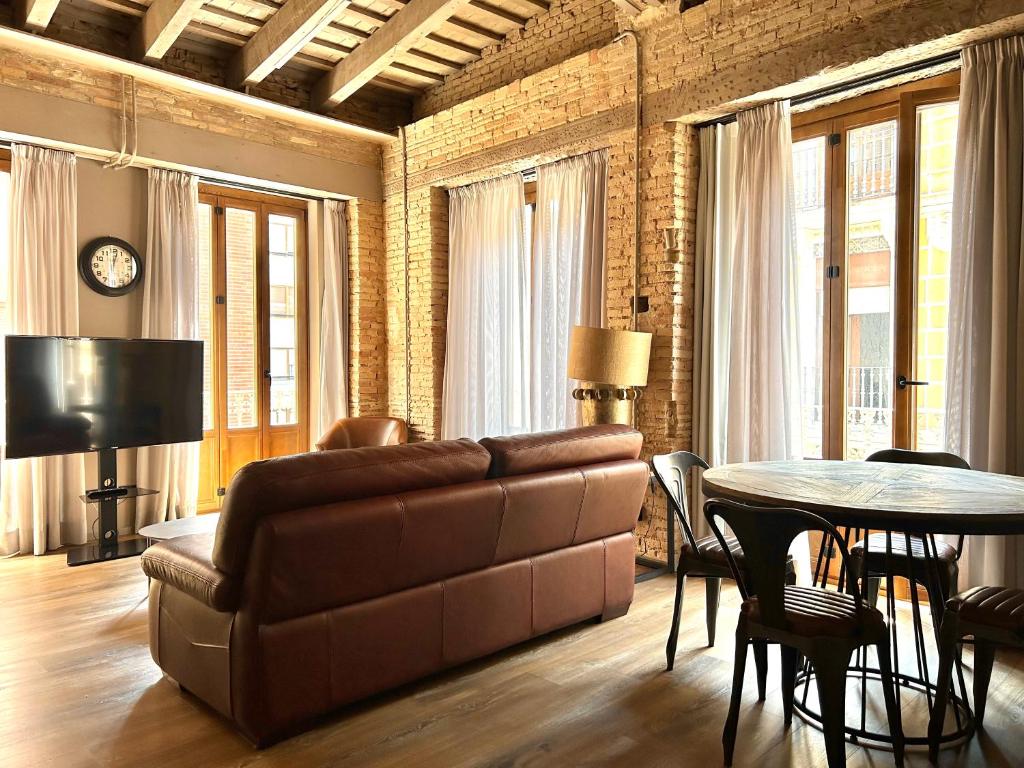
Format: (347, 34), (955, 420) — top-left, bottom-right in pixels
(242, 460), (649, 623)
(479, 424), (643, 478)
(213, 438), (491, 575)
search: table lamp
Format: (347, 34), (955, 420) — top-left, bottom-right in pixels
(568, 325), (652, 426)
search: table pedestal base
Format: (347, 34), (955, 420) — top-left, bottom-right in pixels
(797, 526), (976, 754)
(792, 663), (974, 750)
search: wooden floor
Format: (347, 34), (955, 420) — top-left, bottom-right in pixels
(2, 554), (1023, 768)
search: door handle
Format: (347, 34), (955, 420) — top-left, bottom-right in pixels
(263, 369), (272, 380)
(896, 375), (928, 389)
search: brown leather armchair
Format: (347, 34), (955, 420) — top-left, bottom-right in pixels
(142, 425), (648, 746)
(315, 416), (408, 450)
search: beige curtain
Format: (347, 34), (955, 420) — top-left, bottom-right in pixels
(722, 101), (803, 463)
(945, 35), (1024, 588)
(318, 200), (349, 438)
(135, 169), (201, 529)
(690, 125), (718, 538)
(531, 149), (608, 431)
(442, 174), (529, 440)
(0, 145), (87, 555)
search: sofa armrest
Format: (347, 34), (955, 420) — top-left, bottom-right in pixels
(142, 534), (241, 612)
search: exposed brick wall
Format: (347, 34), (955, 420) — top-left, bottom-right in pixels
(382, 0), (1024, 562)
(347, 199), (389, 417)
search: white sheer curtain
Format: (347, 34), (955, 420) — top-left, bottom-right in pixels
(442, 174), (529, 440)
(0, 145), (87, 555)
(135, 169), (201, 529)
(722, 102), (803, 464)
(690, 124), (738, 537)
(711, 122), (739, 468)
(702, 104), (808, 579)
(945, 36), (1024, 588)
(531, 149), (608, 431)
(318, 200), (349, 437)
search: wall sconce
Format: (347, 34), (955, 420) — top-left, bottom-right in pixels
(663, 226), (682, 263)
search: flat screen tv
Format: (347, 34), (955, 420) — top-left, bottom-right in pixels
(5, 336), (203, 459)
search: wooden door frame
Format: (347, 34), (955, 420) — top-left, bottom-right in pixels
(197, 193), (222, 512)
(791, 122), (835, 459)
(894, 83), (961, 449)
(198, 184), (310, 505)
(792, 72), (960, 459)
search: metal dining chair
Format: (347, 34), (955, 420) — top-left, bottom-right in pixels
(651, 451), (794, 674)
(928, 585), (1024, 764)
(851, 448), (970, 629)
(705, 498), (905, 768)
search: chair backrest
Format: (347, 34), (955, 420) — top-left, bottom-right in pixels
(866, 448), (969, 470)
(704, 498), (863, 631)
(651, 451), (709, 551)
(867, 448), (969, 556)
(316, 416), (408, 451)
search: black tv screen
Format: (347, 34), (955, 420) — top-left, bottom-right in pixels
(5, 336), (203, 459)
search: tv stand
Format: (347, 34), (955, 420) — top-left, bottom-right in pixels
(67, 448), (157, 567)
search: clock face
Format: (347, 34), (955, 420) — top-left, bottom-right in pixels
(79, 238), (142, 296)
(91, 244), (138, 289)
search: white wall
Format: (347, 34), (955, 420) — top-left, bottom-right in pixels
(75, 159), (148, 533)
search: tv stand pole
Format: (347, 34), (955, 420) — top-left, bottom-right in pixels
(67, 448), (155, 567)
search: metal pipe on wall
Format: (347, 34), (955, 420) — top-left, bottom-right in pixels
(613, 29), (642, 333)
(399, 125), (412, 430)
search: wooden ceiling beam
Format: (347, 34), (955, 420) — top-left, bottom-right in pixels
(230, 0), (352, 86)
(441, 14), (503, 42)
(310, 35), (448, 80)
(424, 32), (480, 57)
(15, 0), (62, 30)
(322, 18), (462, 69)
(132, 0), (206, 60)
(336, 5), (481, 56)
(199, 2), (459, 80)
(313, 0), (471, 108)
(345, 1), (501, 42)
(518, 0), (548, 11)
(467, 0), (527, 26)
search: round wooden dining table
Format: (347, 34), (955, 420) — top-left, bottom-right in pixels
(701, 460), (1024, 752)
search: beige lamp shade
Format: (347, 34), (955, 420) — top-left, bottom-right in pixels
(567, 326), (652, 386)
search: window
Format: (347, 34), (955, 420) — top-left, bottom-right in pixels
(195, 186), (308, 509)
(792, 73), (959, 459)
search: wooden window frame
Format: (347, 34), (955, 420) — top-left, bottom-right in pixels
(0, 147), (10, 173)
(792, 72), (960, 459)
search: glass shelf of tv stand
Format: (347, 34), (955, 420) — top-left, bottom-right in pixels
(79, 486), (158, 504)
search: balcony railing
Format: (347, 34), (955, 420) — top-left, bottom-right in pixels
(801, 365), (893, 420)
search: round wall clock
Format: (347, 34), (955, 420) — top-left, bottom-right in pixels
(79, 237), (143, 297)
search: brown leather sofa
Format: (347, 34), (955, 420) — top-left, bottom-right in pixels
(315, 416), (408, 451)
(141, 424), (648, 746)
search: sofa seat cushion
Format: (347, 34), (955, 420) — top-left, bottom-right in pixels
(142, 534), (240, 612)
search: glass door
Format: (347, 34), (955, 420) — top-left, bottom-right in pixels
(791, 75), (959, 460)
(840, 110), (900, 460)
(196, 188), (309, 509)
